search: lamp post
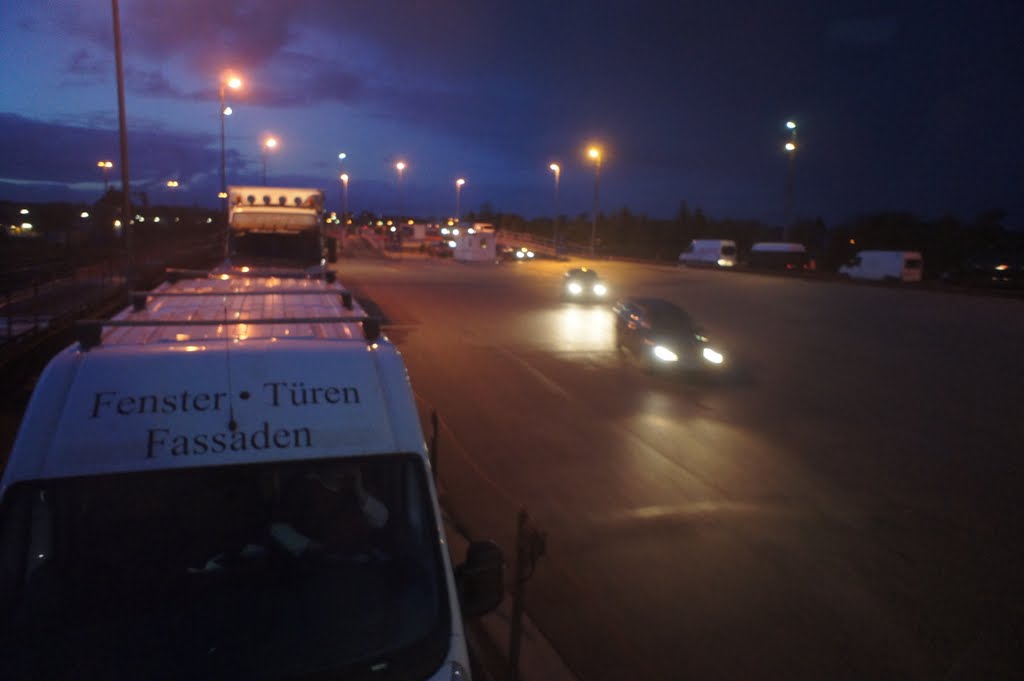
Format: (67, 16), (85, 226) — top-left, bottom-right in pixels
(587, 146), (602, 256)
(97, 160), (113, 191)
(784, 120), (797, 238)
(549, 163), (560, 251)
(395, 161), (406, 217)
(219, 74), (242, 200)
(110, 0), (133, 282)
(340, 173), (349, 221)
(262, 136), (278, 185)
(455, 178), (466, 223)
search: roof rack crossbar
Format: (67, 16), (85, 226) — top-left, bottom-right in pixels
(132, 290), (352, 298)
(75, 315), (382, 349)
(78, 316), (372, 328)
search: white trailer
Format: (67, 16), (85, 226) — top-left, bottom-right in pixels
(839, 250), (924, 282)
(453, 224), (497, 262)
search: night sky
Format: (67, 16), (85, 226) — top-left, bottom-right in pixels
(2, 0), (1022, 226)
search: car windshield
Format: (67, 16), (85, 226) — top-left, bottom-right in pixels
(0, 455), (449, 680)
(647, 306), (696, 334)
(568, 269), (598, 280)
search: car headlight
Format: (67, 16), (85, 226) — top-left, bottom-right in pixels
(567, 282), (583, 295)
(652, 345), (679, 362)
(593, 283), (607, 296)
(702, 347), (724, 364)
(516, 251), (524, 259)
(526, 251), (535, 258)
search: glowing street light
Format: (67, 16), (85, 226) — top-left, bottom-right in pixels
(219, 73), (243, 198)
(395, 160), (407, 216)
(340, 173), (349, 220)
(166, 180), (179, 188)
(262, 136), (278, 185)
(587, 146), (602, 255)
(783, 120), (798, 234)
(97, 160), (114, 191)
(338, 152), (347, 161)
(549, 163), (561, 250)
(455, 178), (466, 223)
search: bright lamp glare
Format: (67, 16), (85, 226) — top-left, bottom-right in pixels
(593, 283), (608, 296)
(702, 347), (724, 364)
(653, 346), (679, 362)
(567, 282), (583, 295)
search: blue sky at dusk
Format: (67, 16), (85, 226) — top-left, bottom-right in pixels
(1, 0), (1022, 226)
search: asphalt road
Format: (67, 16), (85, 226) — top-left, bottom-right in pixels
(356, 256), (1022, 679)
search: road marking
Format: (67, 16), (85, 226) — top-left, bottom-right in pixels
(497, 346), (573, 401)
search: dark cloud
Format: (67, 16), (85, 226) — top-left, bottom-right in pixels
(64, 48), (107, 81)
(0, 113), (219, 187)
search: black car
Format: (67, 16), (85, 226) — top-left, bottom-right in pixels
(941, 251), (1024, 289)
(563, 267), (609, 301)
(612, 297), (726, 371)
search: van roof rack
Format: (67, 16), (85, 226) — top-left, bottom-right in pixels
(130, 288), (355, 311)
(76, 316), (381, 350)
(165, 267), (337, 283)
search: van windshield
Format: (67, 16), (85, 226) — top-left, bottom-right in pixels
(0, 455), (450, 680)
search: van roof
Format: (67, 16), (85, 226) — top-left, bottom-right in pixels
(3, 272), (425, 486)
(95, 273), (368, 346)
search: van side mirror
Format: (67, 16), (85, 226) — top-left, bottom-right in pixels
(456, 540), (504, 618)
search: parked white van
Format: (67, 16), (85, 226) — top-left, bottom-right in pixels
(839, 250), (924, 282)
(678, 239), (738, 267)
(745, 242), (813, 271)
(0, 267), (503, 680)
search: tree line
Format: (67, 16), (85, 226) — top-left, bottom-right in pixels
(463, 202), (1021, 278)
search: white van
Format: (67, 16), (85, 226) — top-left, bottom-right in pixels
(839, 250), (923, 282)
(745, 242), (813, 271)
(678, 239), (738, 267)
(0, 267), (502, 680)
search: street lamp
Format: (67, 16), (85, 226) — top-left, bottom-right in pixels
(549, 163), (560, 251)
(455, 178), (466, 223)
(587, 146), (602, 256)
(219, 73), (242, 200)
(110, 0), (133, 283)
(395, 161), (406, 216)
(262, 136), (278, 185)
(97, 160), (113, 191)
(340, 173), (349, 221)
(783, 120), (798, 236)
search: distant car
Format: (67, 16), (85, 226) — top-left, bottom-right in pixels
(613, 297), (726, 372)
(496, 246), (518, 263)
(941, 251), (1024, 289)
(563, 267), (608, 301)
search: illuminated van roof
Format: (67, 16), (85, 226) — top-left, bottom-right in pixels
(3, 272), (426, 485)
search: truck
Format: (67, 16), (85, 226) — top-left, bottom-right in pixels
(839, 250), (923, 282)
(226, 185), (337, 272)
(0, 265), (503, 679)
(678, 239), (738, 267)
